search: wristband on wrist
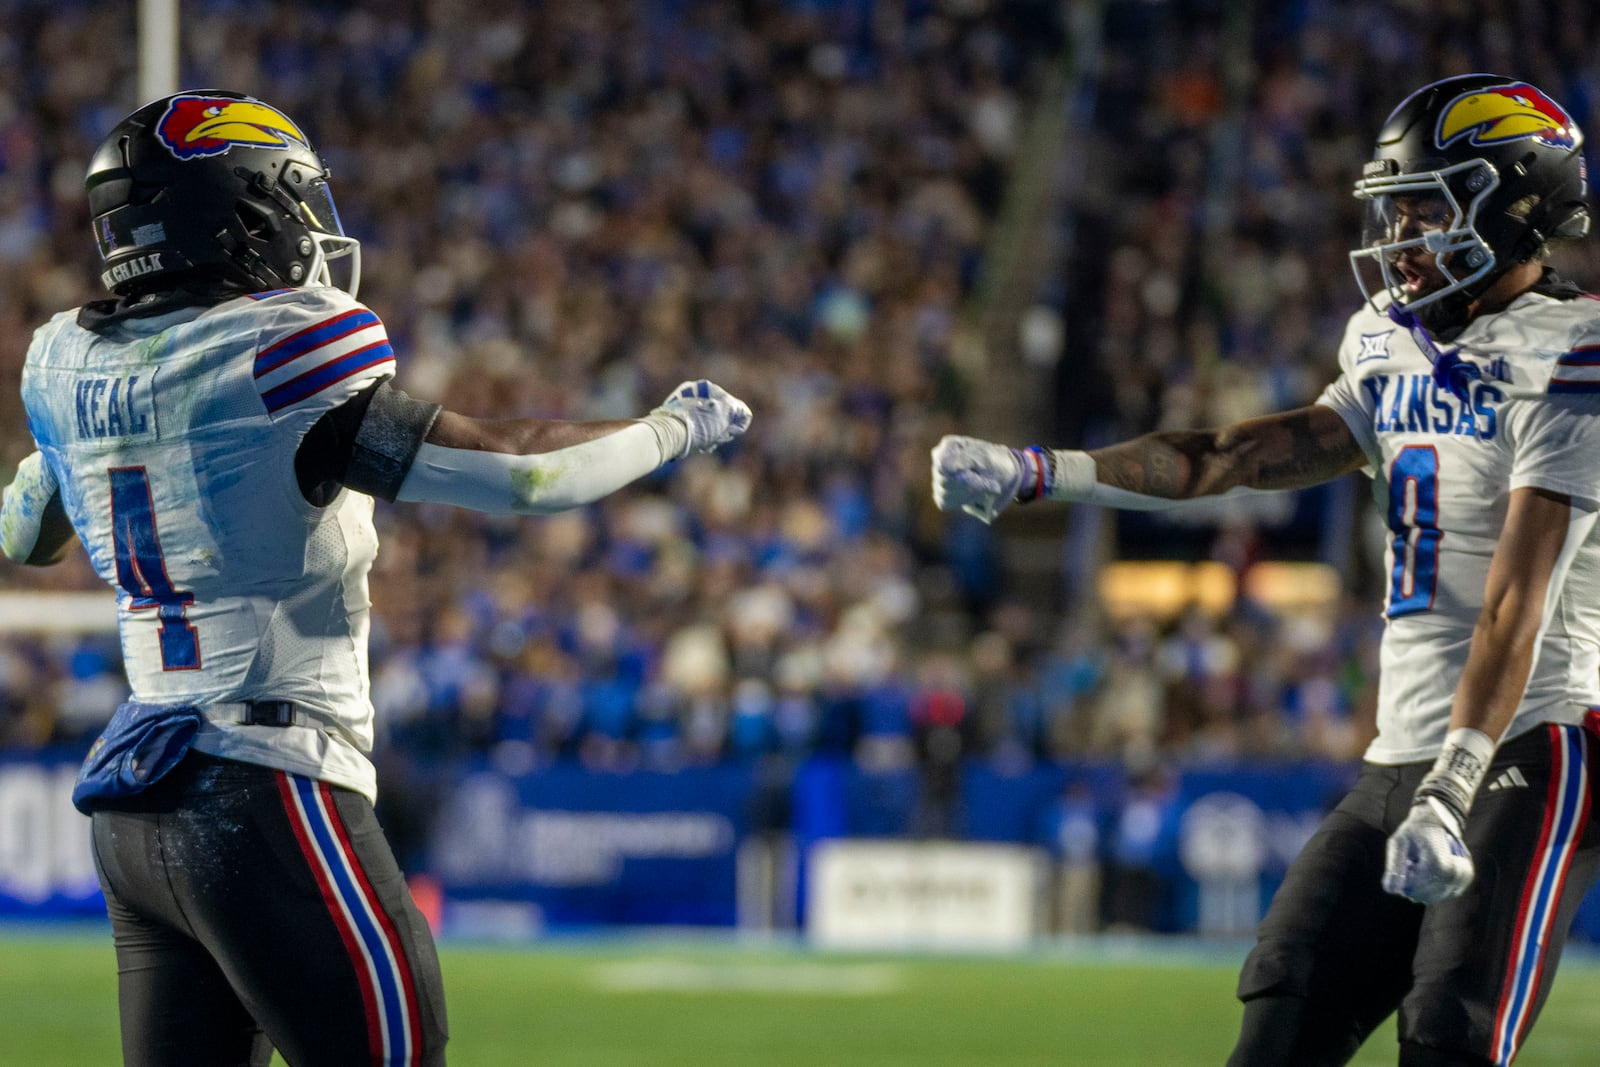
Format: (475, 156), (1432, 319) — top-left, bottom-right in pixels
(1012, 446), (1054, 503)
(1414, 727), (1496, 822)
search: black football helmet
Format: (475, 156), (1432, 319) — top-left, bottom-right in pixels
(1350, 74), (1589, 331)
(84, 90), (360, 298)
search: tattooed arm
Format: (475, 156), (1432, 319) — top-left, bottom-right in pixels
(931, 405), (1367, 522)
(1091, 404), (1369, 498)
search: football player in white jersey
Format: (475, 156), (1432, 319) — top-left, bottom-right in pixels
(931, 74), (1600, 1066)
(0, 91), (751, 1066)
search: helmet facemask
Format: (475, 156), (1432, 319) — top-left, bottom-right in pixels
(231, 166), (362, 297)
(1349, 157), (1501, 317)
(290, 174), (361, 296)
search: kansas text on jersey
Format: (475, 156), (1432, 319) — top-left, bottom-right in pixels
(1319, 286), (1600, 764)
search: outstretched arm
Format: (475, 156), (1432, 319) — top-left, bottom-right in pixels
(1384, 487), (1596, 904)
(423, 410), (641, 454)
(387, 379), (750, 515)
(1091, 405), (1370, 497)
(932, 404), (1368, 521)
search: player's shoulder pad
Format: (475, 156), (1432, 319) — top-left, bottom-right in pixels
(25, 309), (83, 361)
(239, 286), (397, 419)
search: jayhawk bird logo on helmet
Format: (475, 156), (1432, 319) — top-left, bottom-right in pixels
(1435, 83), (1578, 150)
(156, 95), (310, 160)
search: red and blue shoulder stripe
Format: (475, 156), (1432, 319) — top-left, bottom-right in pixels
(1548, 344), (1600, 394)
(253, 304), (394, 415)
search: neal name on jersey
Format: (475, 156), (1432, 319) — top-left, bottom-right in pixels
(21, 286), (396, 800)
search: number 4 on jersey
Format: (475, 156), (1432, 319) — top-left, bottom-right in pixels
(1387, 445), (1442, 618)
(109, 466), (200, 670)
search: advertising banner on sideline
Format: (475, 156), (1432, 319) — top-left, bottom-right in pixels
(0, 753), (99, 916)
(428, 762), (756, 929)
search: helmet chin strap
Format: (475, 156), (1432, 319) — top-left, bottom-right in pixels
(1410, 239), (1517, 341)
(1387, 299), (1480, 403)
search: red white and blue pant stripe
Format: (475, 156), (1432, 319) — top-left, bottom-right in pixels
(1490, 723), (1593, 1066)
(277, 772), (424, 1067)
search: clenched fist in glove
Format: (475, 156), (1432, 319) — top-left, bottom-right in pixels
(1382, 727), (1493, 905)
(1383, 794), (1475, 905)
(651, 380), (753, 457)
(930, 435), (1031, 523)
(931, 434), (1220, 519)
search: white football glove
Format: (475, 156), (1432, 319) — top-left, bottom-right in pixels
(931, 435), (1026, 523)
(654, 380), (752, 456)
(1382, 795), (1475, 905)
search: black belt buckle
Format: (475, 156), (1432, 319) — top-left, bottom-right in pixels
(244, 700), (296, 728)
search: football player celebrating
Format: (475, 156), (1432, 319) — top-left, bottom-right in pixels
(932, 74), (1600, 1067)
(1, 91), (750, 1066)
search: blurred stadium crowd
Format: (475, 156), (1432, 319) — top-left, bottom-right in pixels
(2, 0), (1600, 842)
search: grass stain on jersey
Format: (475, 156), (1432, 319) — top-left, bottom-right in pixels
(512, 459), (568, 509)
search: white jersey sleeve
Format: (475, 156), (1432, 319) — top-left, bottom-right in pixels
(1504, 394), (1600, 508)
(1505, 320), (1600, 507)
(1314, 312), (1387, 474)
(245, 287), (396, 420)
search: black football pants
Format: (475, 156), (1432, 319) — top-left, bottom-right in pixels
(1229, 722), (1600, 1066)
(90, 751), (448, 1066)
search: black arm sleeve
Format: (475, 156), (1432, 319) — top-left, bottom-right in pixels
(295, 381), (442, 505)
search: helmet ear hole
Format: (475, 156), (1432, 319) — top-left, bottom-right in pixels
(236, 202), (274, 241)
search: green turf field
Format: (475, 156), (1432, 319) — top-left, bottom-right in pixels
(4, 927), (1597, 1065)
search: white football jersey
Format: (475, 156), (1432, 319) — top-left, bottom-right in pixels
(1318, 288), (1600, 764)
(21, 286), (397, 799)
